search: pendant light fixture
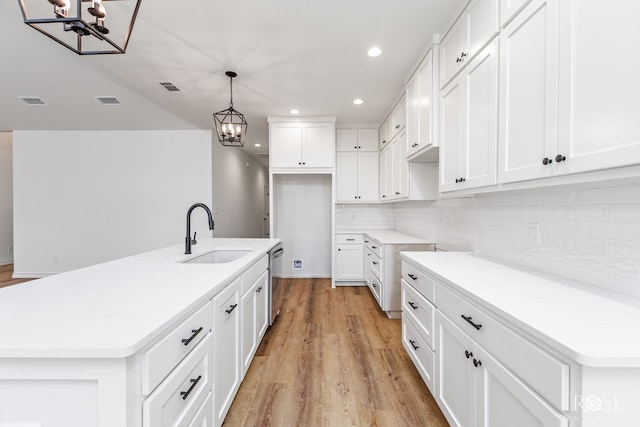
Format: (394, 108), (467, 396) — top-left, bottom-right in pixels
(17, 0), (142, 55)
(213, 71), (248, 147)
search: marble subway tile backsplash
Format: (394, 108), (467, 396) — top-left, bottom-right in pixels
(338, 178), (640, 298)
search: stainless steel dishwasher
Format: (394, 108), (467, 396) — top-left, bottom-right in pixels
(269, 243), (284, 325)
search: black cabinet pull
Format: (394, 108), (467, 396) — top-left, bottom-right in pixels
(395, 124), (401, 129)
(181, 327), (204, 346)
(180, 375), (202, 400)
(354, 146), (358, 149)
(372, 261), (378, 265)
(461, 315), (482, 330)
(407, 273), (417, 280)
(461, 52), (467, 58)
(409, 339), (419, 350)
(372, 282), (378, 288)
(473, 359), (482, 368)
(257, 286), (263, 293)
(302, 162), (306, 165)
(455, 178), (459, 183)
(225, 304), (238, 314)
(542, 157), (552, 165)
(465, 350), (473, 359)
(298, 162), (302, 165)
(382, 140), (387, 144)
(371, 246), (377, 249)
(456, 57), (462, 63)
(555, 154), (566, 162)
(338, 248), (341, 251)
(408, 301), (418, 310)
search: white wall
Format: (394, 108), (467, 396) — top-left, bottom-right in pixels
(337, 179), (640, 298)
(211, 141), (268, 238)
(274, 174), (332, 278)
(0, 132), (13, 265)
(12, 130), (212, 276)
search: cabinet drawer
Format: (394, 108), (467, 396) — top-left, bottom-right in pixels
(402, 314), (435, 393)
(402, 261), (435, 302)
(368, 274), (381, 305)
(336, 233), (364, 244)
(435, 283), (569, 410)
(142, 301), (213, 395)
(143, 333), (213, 427)
(364, 238), (382, 257)
(188, 390), (213, 427)
(369, 253), (381, 278)
(241, 254), (268, 295)
(402, 280), (435, 350)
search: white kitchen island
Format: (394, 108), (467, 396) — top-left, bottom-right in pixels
(0, 237), (280, 427)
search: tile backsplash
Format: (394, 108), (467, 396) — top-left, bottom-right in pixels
(337, 178), (640, 298)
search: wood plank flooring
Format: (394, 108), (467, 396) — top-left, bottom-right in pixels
(0, 264), (32, 289)
(224, 278), (448, 426)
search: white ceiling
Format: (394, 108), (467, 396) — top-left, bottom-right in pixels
(0, 0), (465, 162)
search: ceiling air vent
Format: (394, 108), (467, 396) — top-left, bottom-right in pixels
(95, 96), (122, 106)
(159, 82), (181, 92)
(19, 97), (47, 106)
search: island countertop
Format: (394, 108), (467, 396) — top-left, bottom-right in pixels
(0, 238), (281, 359)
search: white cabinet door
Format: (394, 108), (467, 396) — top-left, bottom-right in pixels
(436, 311), (477, 427)
(358, 128), (379, 151)
(463, 38), (499, 189)
(406, 74), (420, 155)
(417, 51), (436, 150)
(241, 281), (257, 377)
(379, 146), (392, 201)
(557, 0), (640, 176)
(269, 123), (302, 168)
(391, 95), (407, 138)
(336, 244), (364, 281)
(501, 0), (532, 27)
(357, 151), (379, 202)
(255, 272), (269, 341)
(392, 132), (408, 199)
(441, 19), (465, 88)
(476, 347), (568, 427)
(336, 128), (358, 151)
(498, 0), (559, 184)
(440, 76), (465, 192)
(213, 278), (241, 427)
(464, 0), (499, 60)
(336, 152), (359, 202)
(303, 123), (334, 168)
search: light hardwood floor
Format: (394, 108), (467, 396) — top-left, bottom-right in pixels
(224, 278), (448, 426)
(0, 264), (32, 289)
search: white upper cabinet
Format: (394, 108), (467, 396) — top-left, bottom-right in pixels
(268, 118), (335, 170)
(440, 0), (499, 88)
(337, 128), (378, 152)
(498, 0), (559, 184)
(380, 95), (407, 150)
(556, 0), (640, 176)
(336, 128), (379, 202)
(440, 38), (499, 192)
(501, 0), (533, 27)
(407, 48), (440, 160)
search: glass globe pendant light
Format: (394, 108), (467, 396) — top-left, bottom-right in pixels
(213, 71), (248, 147)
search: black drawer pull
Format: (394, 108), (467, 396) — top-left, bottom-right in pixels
(180, 375), (202, 400)
(181, 327), (204, 346)
(409, 339), (419, 350)
(407, 273), (417, 280)
(473, 359), (482, 368)
(461, 315), (482, 330)
(408, 301), (418, 310)
(225, 304), (238, 314)
(465, 350), (473, 359)
(346, 238), (355, 241)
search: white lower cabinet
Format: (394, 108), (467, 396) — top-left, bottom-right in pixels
(335, 233), (365, 283)
(436, 311), (567, 427)
(242, 270), (269, 376)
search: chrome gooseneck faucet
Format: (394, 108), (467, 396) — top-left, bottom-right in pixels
(185, 203), (215, 254)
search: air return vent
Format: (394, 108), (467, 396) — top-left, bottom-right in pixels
(159, 81), (181, 92)
(19, 97), (47, 106)
(95, 96), (122, 106)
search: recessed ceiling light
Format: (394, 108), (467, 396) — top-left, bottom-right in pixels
(290, 109), (299, 114)
(353, 99), (364, 105)
(367, 47), (382, 57)
(254, 143), (261, 147)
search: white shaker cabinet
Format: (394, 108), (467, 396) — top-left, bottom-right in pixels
(440, 0), (499, 88)
(440, 38), (499, 192)
(213, 277), (241, 427)
(501, 0), (532, 27)
(336, 128), (378, 152)
(268, 119), (336, 170)
(336, 128), (379, 202)
(556, 0), (640, 176)
(335, 234), (365, 282)
(498, 0), (560, 184)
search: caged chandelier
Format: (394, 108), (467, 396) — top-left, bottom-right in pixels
(17, 0), (142, 55)
(213, 71), (248, 147)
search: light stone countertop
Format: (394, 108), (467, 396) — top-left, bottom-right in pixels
(0, 238), (281, 359)
(401, 251), (640, 367)
(336, 229), (436, 245)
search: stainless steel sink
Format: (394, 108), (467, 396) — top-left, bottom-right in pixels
(183, 249), (251, 264)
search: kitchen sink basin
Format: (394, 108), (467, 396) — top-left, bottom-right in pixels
(183, 249), (251, 264)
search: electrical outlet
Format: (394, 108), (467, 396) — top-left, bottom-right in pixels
(529, 223), (541, 244)
(292, 259), (303, 270)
